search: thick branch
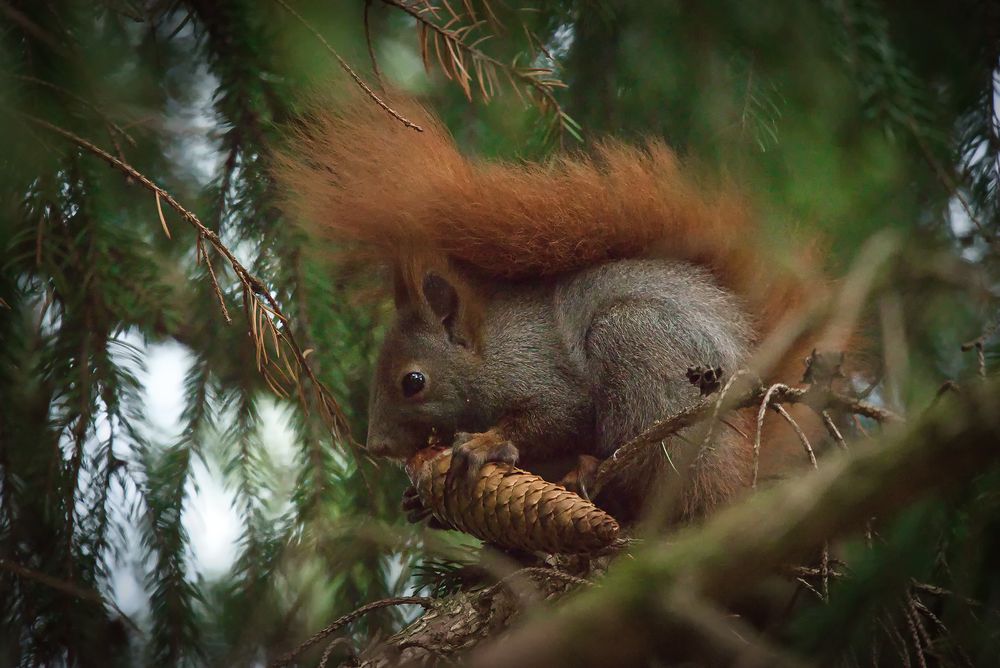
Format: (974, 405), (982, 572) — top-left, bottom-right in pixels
(471, 379), (1000, 667)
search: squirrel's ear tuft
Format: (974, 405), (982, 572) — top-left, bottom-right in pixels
(422, 273), (458, 322)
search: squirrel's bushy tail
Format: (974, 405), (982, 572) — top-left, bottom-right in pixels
(275, 93), (823, 349)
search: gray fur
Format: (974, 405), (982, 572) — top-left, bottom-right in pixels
(366, 257), (754, 518)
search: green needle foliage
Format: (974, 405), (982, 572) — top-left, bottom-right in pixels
(0, 1), (998, 666)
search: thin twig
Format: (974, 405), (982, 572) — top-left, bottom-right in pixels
(700, 369), (755, 450)
(154, 191), (171, 239)
(879, 615), (913, 668)
(821, 410), (848, 450)
(363, 0), (385, 89)
(317, 637), (356, 668)
(907, 117), (991, 242)
(509, 566), (594, 589)
(774, 403), (827, 598)
(910, 596), (975, 668)
(774, 404), (818, 470)
(902, 597), (929, 668)
(270, 596), (433, 667)
(754, 384), (791, 488)
(202, 236), (232, 324)
(795, 576), (824, 601)
(966, 341), (987, 378)
(961, 320), (997, 378)
(274, 0), (422, 132)
(13, 74), (137, 145)
(929, 380), (962, 412)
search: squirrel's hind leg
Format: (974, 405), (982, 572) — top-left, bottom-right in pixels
(584, 298), (750, 522)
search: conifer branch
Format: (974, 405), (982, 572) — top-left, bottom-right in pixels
(379, 0), (579, 141)
(24, 114), (358, 448)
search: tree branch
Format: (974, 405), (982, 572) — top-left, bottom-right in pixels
(470, 379), (1000, 667)
(23, 114), (358, 448)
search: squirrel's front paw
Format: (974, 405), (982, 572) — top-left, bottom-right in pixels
(447, 429), (519, 490)
(402, 485), (448, 529)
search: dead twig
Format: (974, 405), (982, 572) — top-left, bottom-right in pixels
(774, 402), (828, 598)
(821, 410), (848, 450)
(197, 234), (232, 324)
(962, 320), (997, 378)
(699, 369), (755, 451)
(774, 404), (818, 470)
(754, 383), (792, 488)
(12, 74), (137, 146)
(318, 637), (357, 668)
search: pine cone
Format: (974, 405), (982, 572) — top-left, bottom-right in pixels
(406, 448), (620, 554)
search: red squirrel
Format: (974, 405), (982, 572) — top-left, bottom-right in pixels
(276, 94), (824, 524)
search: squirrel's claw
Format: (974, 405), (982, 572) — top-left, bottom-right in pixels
(557, 454), (602, 501)
(402, 485), (431, 523)
(402, 485), (424, 512)
(447, 430), (519, 491)
(402, 485), (449, 529)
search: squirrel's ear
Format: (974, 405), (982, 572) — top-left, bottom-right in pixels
(422, 272), (458, 322)
(422, 272), (466, 344)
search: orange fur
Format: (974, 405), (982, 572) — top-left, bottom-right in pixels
(275, 94), (819, 350)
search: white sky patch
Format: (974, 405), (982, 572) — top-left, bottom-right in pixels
(256, 398), (299, 472)
(380, 36), (432, 93)
(548, 23), (575, 61)
(144, 342), (242, 575)
(143, 340), (190, 439)
(106, 340), (245, 617)
(185, 458), (242, 577)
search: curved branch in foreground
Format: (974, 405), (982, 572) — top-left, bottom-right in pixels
(471, 379), (1000, 667)
(272, 597), (433, 667)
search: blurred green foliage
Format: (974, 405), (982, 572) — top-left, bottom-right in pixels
(0, 0), (997, 666)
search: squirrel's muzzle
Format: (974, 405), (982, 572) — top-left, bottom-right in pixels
(366, 421), (424, 459)
(365, 429), (394, 457)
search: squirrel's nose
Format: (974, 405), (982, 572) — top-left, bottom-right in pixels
(366, 436), (392, 457)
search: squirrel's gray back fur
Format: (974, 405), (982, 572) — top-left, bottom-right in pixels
(476, 258), (752, 457)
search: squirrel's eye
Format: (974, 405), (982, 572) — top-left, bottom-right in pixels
(401, 371), (426, 397)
